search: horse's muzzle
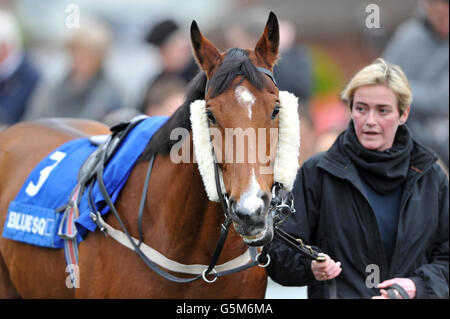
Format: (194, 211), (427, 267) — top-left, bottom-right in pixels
(229, 195), (274, 246)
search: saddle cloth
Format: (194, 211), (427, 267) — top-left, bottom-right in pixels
(2, 116), (168, 248)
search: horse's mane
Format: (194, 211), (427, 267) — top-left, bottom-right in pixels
(138, 48), (264, 162)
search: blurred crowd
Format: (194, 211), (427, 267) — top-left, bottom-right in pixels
(0, 0), (448, 167)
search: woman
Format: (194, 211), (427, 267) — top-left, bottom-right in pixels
(267, 58), (449, 299)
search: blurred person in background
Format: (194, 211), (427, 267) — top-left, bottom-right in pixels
(137, 19), (198, 111)
(298, 114), (317, 166)
(267, 59), (448, 299)
(383, 0), (449, 168)
(225, 16), (313, 108)
(139, 75), (185, 117)
(25, 16), (123, 122)
(274, 19), (313, 108)
(0, 9), (40, 129)
(103, 75), (185, 127)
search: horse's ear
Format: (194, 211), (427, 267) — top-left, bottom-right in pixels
(191, 20), (222, 78)
(254, 11), (279, 68)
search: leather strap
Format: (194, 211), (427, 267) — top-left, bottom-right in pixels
(274, 226), (325, 262)
(213, 152), (230, 219)
(137, 154), (155, 247)
(327, 278), (337, 299)
(91, 212), (256, 276)
(386, 283), (410, 299)
(255, 66), (277, 86)
(205, 66), (276, 94)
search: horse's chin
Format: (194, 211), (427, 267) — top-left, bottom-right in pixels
(237, 214), (274, 247)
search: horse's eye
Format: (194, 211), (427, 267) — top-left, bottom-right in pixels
(206, 110), (216, 124)
(271, 105), (281, 119)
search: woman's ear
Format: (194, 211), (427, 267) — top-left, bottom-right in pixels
(399, 106), (410, 125)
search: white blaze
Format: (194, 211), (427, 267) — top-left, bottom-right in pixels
(235, 86), (255, 119)
(239, 169), (263, 213)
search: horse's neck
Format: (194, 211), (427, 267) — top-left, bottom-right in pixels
(117, 153), (246, 265)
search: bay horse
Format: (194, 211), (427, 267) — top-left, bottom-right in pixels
(0, 12), (299, 298)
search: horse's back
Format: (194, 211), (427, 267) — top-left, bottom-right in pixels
(0, 118), (109, 202)
(0, 118), (108, 298)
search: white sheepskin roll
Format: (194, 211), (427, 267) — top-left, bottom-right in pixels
(274, 91), (300, 191)
(190, 99), (221, 202)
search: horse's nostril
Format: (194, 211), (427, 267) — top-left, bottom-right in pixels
(234, 204), (263, 221)
(235, 210), (252, 222)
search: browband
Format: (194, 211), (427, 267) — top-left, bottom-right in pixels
(255, 66), (277, 86)
(205, 67), (276, 95)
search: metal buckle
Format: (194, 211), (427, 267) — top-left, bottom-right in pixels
(270, 183), (295, 225)
(58, 230), (78, 240)
(295, 238), (326, 262)
(202, 269), (218, 283)
(57, 202), (78, 240)
(89, 212), (107, 236)
(256, 252), (271, 268)
(271, 183), (281, 199)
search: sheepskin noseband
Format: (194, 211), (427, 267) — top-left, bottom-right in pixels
(190, 91), (300, 202)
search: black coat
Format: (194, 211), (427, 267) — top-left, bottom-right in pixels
(267, 138), (449, 299)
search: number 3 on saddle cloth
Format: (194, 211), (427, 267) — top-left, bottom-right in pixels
(2, 116), (168, 285)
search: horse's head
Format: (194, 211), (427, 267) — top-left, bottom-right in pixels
(190, 12), (299, 246)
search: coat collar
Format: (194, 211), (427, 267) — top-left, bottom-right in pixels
(317, 131), (438, 187)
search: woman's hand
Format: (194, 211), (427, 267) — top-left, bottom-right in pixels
(311, 253), (342, 281)
(372, 278), (416, 299)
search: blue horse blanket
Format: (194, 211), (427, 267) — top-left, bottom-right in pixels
(2, 116), (168, 248)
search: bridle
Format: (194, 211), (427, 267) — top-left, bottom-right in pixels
(85, 67), (324, 285)
(204, 66), (277, 94)
(207, 66), (325, 261)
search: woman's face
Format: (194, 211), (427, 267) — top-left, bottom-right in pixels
(351, 85), (410, 152)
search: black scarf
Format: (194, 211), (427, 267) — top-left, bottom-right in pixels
(340, 121), (413, 194)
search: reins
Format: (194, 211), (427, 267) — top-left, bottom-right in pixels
(78, 67), (325, 285)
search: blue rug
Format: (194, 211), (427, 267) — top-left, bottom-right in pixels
(2, 116), (168, 248)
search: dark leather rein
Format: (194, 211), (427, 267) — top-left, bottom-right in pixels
(85, 67), (324, 284)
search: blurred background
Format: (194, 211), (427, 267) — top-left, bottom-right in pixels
(0, 0), (448, 298)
